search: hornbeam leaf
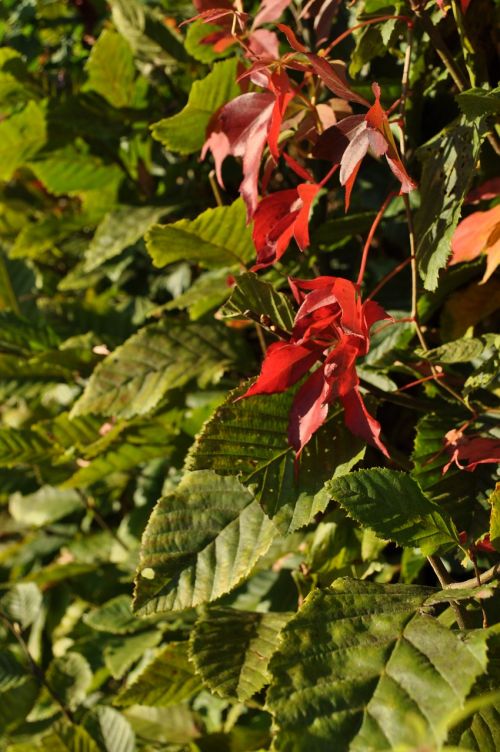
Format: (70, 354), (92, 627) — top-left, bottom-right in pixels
(114, 643), (202, 707)
(146, 199), (254, 269)
(104, 631), (162, 680)
(84, 29), (136, 109)
(267, 579), (489, 752)
(9, 486), (82, 526)
(0, 101), (46, 181)
(415, 117), (484, 291)
(220, 272), (295, 332)
(71, 321), (242, 419)
(0, 583), (42, 628)
(0, 427), (53, 467)
(45, 652), (92, 711)
(29, 147), (123, 196)
(190, 607), (291, 701)
(84, 205), (168, 272)
(38, 722), (100, 752)
(151, 57), (240, 154)
(187, 387), (365, 533)
(133, 471), (276, 614)
(0, 651), (39, 732)
(327, 468), (459, 555)
(84, 595), (154, 635)
(83, 706), (136, 752)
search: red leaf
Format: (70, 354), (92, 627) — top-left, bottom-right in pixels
(288, 366), (330, 454)
(307, 55), (370, 107)
(450, 204), (500, 284)
(202, 92), (275, 217)
(252, 182), (320, 268)
(246, 28), (280, 59)
(466, 177), (500, 204)
(341, 387), (389, 456)
(443, 431), (500, 474)
(267, 71), (296, 160)
(253, 0), (294, 28)
(276, 22), (308, 52)
(241, 341), (319, 397)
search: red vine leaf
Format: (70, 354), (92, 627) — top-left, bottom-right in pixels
(449, 204), (500, 283)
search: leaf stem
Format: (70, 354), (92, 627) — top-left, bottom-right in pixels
(324, 15), (411, 56)
(356, 191), (396, 287)
(427, 556), (467, 629)
(77, 490), (131, 553)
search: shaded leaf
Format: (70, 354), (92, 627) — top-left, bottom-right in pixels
(190, 607), (291, 701)
(220, 272), (295, 331)
(0, 101), (46, 181)
(457, 86), (500, 120)
(71, 320), (242, 419)
(83, 706), (136, 752)
(45, 652), (92, 711)
(115, 643), (202, 707)
(0, 583), (42, 629)
(0, 651), (39, 732)
(415, 117), (485, 291)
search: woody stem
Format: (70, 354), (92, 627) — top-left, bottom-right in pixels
(356, 191), (396, 287)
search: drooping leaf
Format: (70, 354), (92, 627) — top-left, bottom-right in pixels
(83, 706), (136, 752)
(84, 29), (136, 109)
(187, 386), (365, 533)
(146, 199), (254, 269)
(0, 101), (46, 181)
(114, 643), (202, 707)
(133, 471), (276, 614)
(190, 607), (291, 701)
(327, 468), (459, 555)
(220, 272), (295, 332)
(267, 578), (489, 752)
(151, 57), (240, 154)
(71, 320), (243, 419)
(415, 117), (485, 291)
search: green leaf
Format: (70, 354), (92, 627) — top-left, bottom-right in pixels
(0, 651), (39, 732)
(489, 484), (500, 552)
(110, 0), (189, 63)
(84, 205), (167, 272)
(187, 386), (365, 533)
(184, 20), (233, 63)
(83, 706), (136, 752)
(190, 607), (291, 701)
(84, 595), (154, 635)
(84, 30), (135, 109)
(45, 652), (92, 711)
(327, 468), (459, 555)
(114, 642), (202, 707)
(38, 723), (100, 752)
(455, 700), (500, 751)
(415, 117), (485, 291)
(457, 86), (500, 120)
(420, 336), (488, 363)
(29, 147), (123, 196)
(104, 631), (162, 680)
(0, 101), (46, 181)
(151, 57), (240, 154)
(63, 413), (181, 487)
(220, 272), (295, 332)
(9, 486), (82, 526)
(0, 583), (42, 628)
(133, 471), (276, 615)
(146, 199), (254, 269)
(71, 320), (242, 419)
(165, 267), (233, 320)
(0, 427), (53, 467)
(267, 579), (489, 752)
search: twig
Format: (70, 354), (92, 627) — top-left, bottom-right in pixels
(0, 609), (74, 722)
(427, 556), (467, 629)
(445, 563), (499, 589)
(77, 490), (131, 554)
(209, 169), (224, 207)
(411, 2), (467, 91)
